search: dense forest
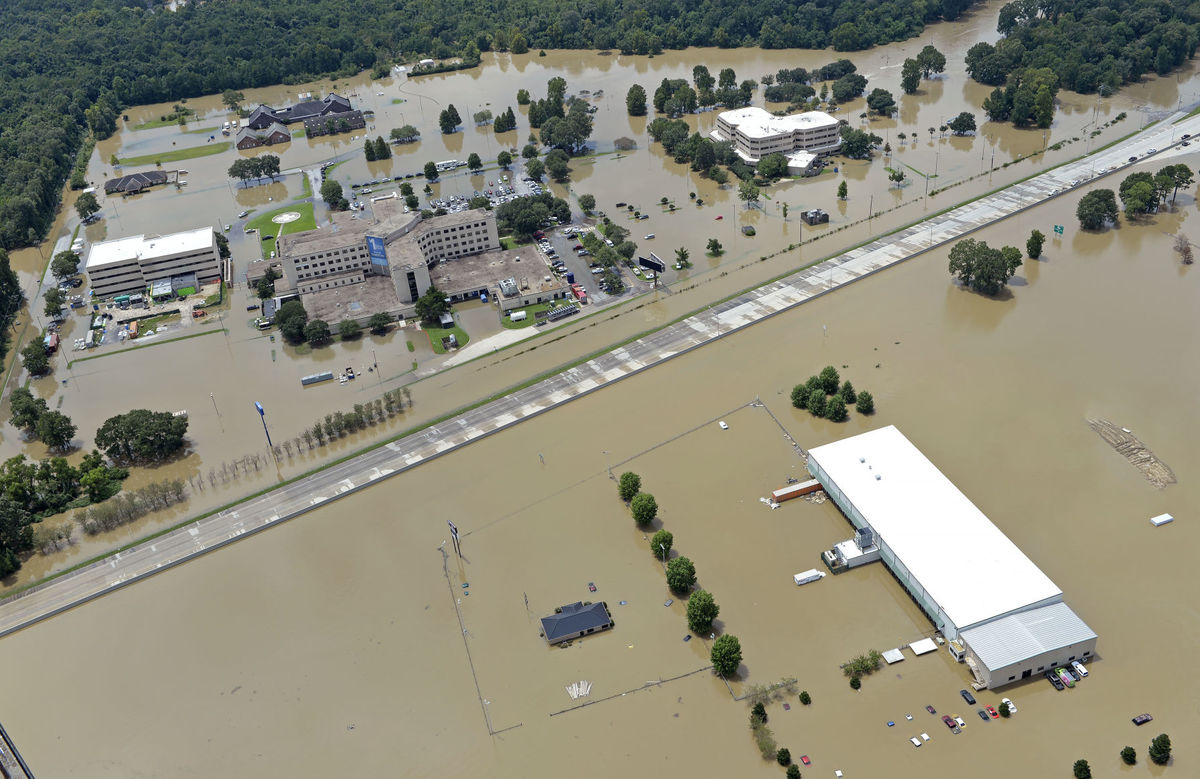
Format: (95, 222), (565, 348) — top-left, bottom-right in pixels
(0, 0), (979, 250)
(967, 0), (1200, 94)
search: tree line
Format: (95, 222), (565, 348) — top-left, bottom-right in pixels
(228, 155), (281, 184)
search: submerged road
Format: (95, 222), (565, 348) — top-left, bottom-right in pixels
(1, 113), (1197, 638)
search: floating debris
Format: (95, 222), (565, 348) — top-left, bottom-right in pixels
(802, 490), (828, 505)
(1087, 418), (1176, 488)
(566, 680), (593, 700)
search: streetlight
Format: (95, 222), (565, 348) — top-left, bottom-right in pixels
(659, 543), (667, 571)
(255, 401), (275, 456)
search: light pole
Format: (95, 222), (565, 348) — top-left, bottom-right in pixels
(659, 543), (667, 571)
(255, 401), (275, 456)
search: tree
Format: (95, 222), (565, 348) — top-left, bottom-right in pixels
(338, 319), (361, 340)
(472, 109), (492, 126)
(390, 124), (420, 143)
(275, 299), (308, 344)
(856, 391), (875, 414)
(866, 88), (896, 116)
(95, 409), (188, 463)
(901, 58), (921, 94)
(374, 136), (391, 159)
(947, 238), (1023, 295)
(839, 127), (881, 159)
(674, 247), (690, 268)
(649, 528), (674, 561)
(10, 387), (48, 431)
(686, 589), (720, 634)
(849, 676), (861, 689)
(799, 691), (811, 705)
(1161, 163), (1194, 203)
(618, 471), (641, 501)
(831, 73), (867, 102)
(751, 702), (767, 724)
(837, 180), (848, 200)
(916, 45), (946, 78)
(1072, 759), (1091, 779)
(214, 233), (230, 260)
(738, 180), (760, 209)
(1148, 733), (1171, 765)
(525, 159), (545, 180)
(1120, 746), (1136, 765)
(827, 394), (848, 422)
(631, 492), (658, 525)
(35, 410), (75, 450)
(521, 144), (538, 160)
(807, 390), (827, 418)
(706, 238), (723, 256)
(367, 312), (391, 333)
(1026, 229), (1045, 259)
(942, 112), (974, 137)
(710, 634), (741, 677)
(0, 496), (33, 575)
(786, 766), (801, 779)
(74, 192), (99, 221)
(626, 84), (647, 116)
(221, 89), (245, 111)
(818, 365), (840, 394)
(44, 288), (65, 319)
(21, 340), (49, 376)
(790, 383), (810, 409)
(497, 150), (512, 168)
(578, 193), (595, 213)
(544, 149), (570, 181)
(467, 152), (483, 172)
(438, 108), (458, 134)
(666, 556), (696, 594)
(998, 701), (1010, 717)
(757, 152), (788, 180)
(1076, 189), (1119, 230)
(320, 179), (348, 212)
(364, 138), (378, 161)
(493, 107), (517, 133)
(777, 747), (791, 766)
(304, 319), (331, 344)
(51, 251), (80, 280)
(424, 161), (439, 180)
(839, 381), (856, 404)
(415, 284), (450, 324)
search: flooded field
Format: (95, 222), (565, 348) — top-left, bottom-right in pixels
(0, 164), (1197, 776)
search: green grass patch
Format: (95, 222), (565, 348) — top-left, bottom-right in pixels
(118, 142), (231, 167)
(501, 301), (557, 329)
(133, 312), (180, 334)
(133, 113), (196, 131)
(291, 127), (306, 138)
(391, 98), (407, 105)
(300, 173), (312, 199)
(246, 202), (317, 254)
(426, 324), (470, 354)
(184, 126), (219, 135)
(500, 235), (518, 249)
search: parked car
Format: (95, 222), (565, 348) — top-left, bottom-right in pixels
(1071, 661), (1088, 678)
(1129, 156), (1139, 163)
(941, 715), (955, 730)
(977, 709), (990, 722)
(985, 705), (999, 719)
(1147, 147), (1157, 154)
(1046, 670), (1065, 690)
(954, 716), (966, 728)
(960, 689), (976, 705)
(926, 705), (937, 715)
(1000, 697), (1017, 714)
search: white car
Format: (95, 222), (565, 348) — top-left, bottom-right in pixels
(1072, 661), (1088, 678)
(1001, 697), (1017, 714)
(954, 717), (966, 728)
(1147, 147), (1158, 154)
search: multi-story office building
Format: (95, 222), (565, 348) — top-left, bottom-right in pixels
(86, 227), (221, 299)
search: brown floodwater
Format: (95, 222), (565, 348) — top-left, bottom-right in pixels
(4, 0), (1200, 589)
(0, 139), (1197, 776)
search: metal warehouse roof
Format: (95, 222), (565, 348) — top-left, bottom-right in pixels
(807, 426), (1062, 632)
(959, 602), (1097, 671)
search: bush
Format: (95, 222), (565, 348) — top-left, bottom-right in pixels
(1120, 746), (1136, 765)
(826, 395), (848, 422)
(818, 365), (840, 394)
(666, 556), (696, 594)
(1149, 733), (1171, 765)
(786, 765), (801, 779)
(630, 492), (658, 525)
(1072, 758), (1091, 779)
(618, 471), (641, 501)
(998, 701), (1010, 717)
(849, 676), (861, 690)
(855, 391), (875, 415)
(650, 529), (673, 559)
(711, 633), (742, 677)
(806, 391), (827, 418)
(790, 383), (809, 409)
(838, 381), (856, 404)
(686, 589), (720, 634)
(799, 690), (811, 705)
(777, 747), (791, 766)
(750, 702), (767, 724)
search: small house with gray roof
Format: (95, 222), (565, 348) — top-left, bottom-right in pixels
(540, 601), (613, 644)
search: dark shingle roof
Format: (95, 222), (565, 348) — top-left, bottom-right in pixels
(104, 171), (169, 194)
(540, 601), (612, 642)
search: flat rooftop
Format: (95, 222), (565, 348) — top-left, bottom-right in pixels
(301, 275), (401, 324)
(808, 426), (1062, 631)
(430, 245), (565, 297)
(86, 227), (214, 271)
(717, 107), (838, 139)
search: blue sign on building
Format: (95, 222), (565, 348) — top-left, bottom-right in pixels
(366, 235), (388, 268)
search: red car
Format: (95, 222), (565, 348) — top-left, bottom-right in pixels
(800, 755), (811, 766)
(926, 705), (937, 715)
(715, 215), (723, 220)
(985, 705), (999, 719)
(942, 715), (955, 730)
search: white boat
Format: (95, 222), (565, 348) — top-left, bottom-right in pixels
(793, 569), (826, 586)
(718, 420), (728, 430)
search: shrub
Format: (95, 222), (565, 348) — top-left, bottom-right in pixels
(1120, 746), (1136, 765)
(752, 721), (776, 759)
(751, 702), (766, 724)
(826, 395), (848, 422)
(818, 365), (840, 394)
(855, 391), (875, 415)
(806, 391), (827, 418)
(630, 492), (658, 525)
(618, 471), (641, 501)
(666, 556), (697, 594)
(1149, 733), (1171, 765)
(650, 529), (673, 559)
(786, 766), (801, 779)
(777, 747), (791, 766)
(849, 676), (861, 690)
(711, 633), (742, 677)
(838, 381), (857, 404)
(686, 589), (720, 634)
(799, 690), (811, 705)
(998, 701), (1010, 717)
(790, 383), (809, 409)
(1072, 758), (1091, 779)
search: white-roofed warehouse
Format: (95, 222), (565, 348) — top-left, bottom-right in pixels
(807, 426), (1096, 689)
